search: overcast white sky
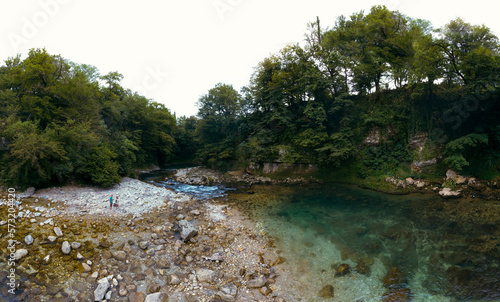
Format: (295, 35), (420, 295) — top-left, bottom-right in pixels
(1, 0), (499, 117)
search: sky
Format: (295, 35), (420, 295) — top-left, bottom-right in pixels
(1, 0), (499, 117)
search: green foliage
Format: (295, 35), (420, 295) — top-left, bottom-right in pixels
(1, 121), (67, 188)
(361, 142), (411, 174)
(76, 144), (121, 187)
(0, 48), (177, 188)
(444, 133), (489, 172)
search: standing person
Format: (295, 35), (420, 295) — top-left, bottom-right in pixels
(110, 195), (113, 209)
(115, 196), (119, 209)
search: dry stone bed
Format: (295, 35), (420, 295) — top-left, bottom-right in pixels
(0, 174), (305, 301)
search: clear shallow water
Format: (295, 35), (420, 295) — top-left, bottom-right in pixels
(231, 184), (500, 301)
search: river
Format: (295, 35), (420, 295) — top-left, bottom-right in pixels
(227, 182), (500, 301)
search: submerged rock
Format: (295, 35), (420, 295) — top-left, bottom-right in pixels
(382, 287), (411, 302)
(94, 278), (110, 301)
(246, 275), (267, 288)
(383, 267), (404, 288)
(318, 284), (334, 298)
(178, 219), (198, 242)
(335, 263), (350, 276)
(112, 251), (127, 261)
(355, 260), (369, 275)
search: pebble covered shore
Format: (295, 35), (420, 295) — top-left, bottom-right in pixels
(0, 174), (306, 301)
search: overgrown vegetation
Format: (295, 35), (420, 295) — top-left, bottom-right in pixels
(0, 49), (176, 188)
(191, 6), (500, 181)
(1, 6), (500, 189)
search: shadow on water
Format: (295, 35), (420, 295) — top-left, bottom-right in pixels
(232, 183), (500, 301)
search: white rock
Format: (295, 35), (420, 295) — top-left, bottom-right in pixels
(25, 235), (34, 245)
(14, 249), (28, 261)
(76, 252), (84, 260)
(439, 188), (462, 198)
(53, 227), (63, 237)
(61, 241), (71, 254)
(71, 242), (81, 249)
(43, 254), (50, 263)
(94, 278), (110, 301)
(81, 262), (91, 272)
(48, 236), (57, 243)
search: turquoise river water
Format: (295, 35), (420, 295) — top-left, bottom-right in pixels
(230, 183), (500, 301)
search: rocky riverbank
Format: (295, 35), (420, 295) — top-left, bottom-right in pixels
(0, 176), (304, 301)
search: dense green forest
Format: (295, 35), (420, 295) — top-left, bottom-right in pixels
(1, 5), (500, 189)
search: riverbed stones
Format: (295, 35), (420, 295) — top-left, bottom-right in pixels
(139, 240), (149, 250)
(25, 235), (34, 245)
(217, 282), (238, 301)
(246, 275), (267, 288)
(71, 242), (81, 249)
(167, 274), (181, 285)
(81, 262), (91, 272)
(144, 292), (168, 302)
(168, 292), (187, 302)
(61, 241), (71, 254)
(123, 242), (132, 252)
(335, 263), (350, 276)
(112, 251), (127, 261)
(178, 219), (198, 242)
(383, 267), (404, 288)
(196, 268), (215, 283)
(14, 249), (28, 261)
(48, 235), (57, 243)
(99, 241), (112, 248)
(382, 287), (411, 302)
(318, 285), (334, 298)
(53, 226), (63, 237)
(94, 278), (110, 301)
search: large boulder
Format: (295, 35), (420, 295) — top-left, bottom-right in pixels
(178, 220), (198, 242)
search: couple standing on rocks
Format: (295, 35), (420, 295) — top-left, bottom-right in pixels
(109, 195), (119, 209)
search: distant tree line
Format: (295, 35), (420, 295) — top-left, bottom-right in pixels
(2, 5), (500, 189)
